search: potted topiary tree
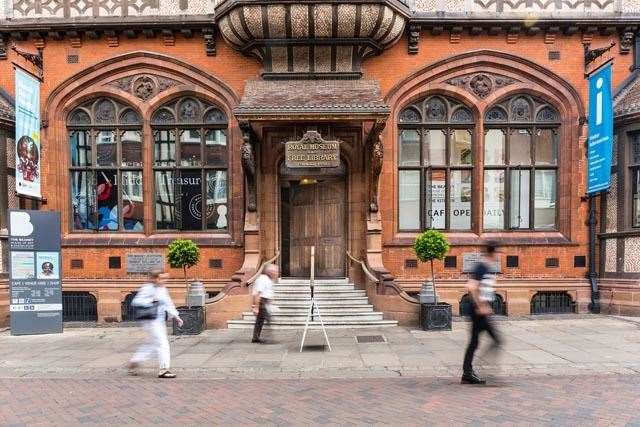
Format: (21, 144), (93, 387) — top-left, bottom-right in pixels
(413, 230), (452, 331)
(167, 239), (205, 335)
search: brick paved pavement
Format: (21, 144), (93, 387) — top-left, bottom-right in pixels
(0, 375), (639, 426)
(1, 316), (640, 379)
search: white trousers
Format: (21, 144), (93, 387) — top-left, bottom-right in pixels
(131, 320), (170, 370)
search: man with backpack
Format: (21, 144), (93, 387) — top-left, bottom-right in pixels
(461, 241), (503, 385)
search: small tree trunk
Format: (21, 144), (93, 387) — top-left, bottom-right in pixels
(183, 265), (189, 307)
(430, 258), (437, 303)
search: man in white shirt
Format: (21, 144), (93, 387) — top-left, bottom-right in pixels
(252, 263), (278, 343)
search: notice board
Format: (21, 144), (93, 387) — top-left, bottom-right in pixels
(9, 210), (63, 335)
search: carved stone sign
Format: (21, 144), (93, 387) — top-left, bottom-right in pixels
(285, 131), (340, 169)
(462, 253), (501, 273)
(127, 253), (164, 273)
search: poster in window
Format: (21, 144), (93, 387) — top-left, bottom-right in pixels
(426, 175), (446, 229)
(15, 69), (41, 198)
(484, 171), (504, 229)
(96, 170), (118, 230)
(179, 171), (203, 230)
(450, 171), (472, 229)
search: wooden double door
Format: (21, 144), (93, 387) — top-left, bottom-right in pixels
(281, 179), (346, 278)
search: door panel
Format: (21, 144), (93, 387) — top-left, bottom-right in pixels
(289, 184), (316, 277)
(287, 180), (345, 277)
(316, 181), (345, 277)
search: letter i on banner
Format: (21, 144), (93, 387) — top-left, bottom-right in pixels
(15, 68), (42, 199)
(587, 63), (613, 195)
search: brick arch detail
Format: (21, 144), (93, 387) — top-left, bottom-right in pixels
(43, 51), (242, 241)
(45, 51), (239, 122)
(382, 50), (586, 242)
(385, 50), (585, 118)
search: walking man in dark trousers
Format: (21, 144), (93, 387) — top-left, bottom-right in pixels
(462, 241), (502, 384)
(252, 263), (278, 343)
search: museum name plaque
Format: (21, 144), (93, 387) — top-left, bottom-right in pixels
(285, 130), (340, 168)
(462, 253), (501, 273)
(127, 254), (164, 273)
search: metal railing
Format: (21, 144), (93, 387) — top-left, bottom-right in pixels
(246, 252), (280, 285)
(459, 294), (507, 316)
(62, 292), (97, 322)
(346, 250), (379, 284)
(531, 291), (576, 314)
(121, 292), (138, 322)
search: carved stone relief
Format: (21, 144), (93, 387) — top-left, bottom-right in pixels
(106, 74), (181, 101)
(150, 96), (226, 125)
(68, 98), (138, 126)
(510, 97), (531, 121)
(620, 31), (635, 54)
(95, 99), (116, 123)
(367, 121), (386, 213)
(402, 95), (474, 124)
(485, 95), (558, 123)
(179, 98), (199, 121)
(239, 122), (257, 212)
(446, 73), (517, 99)
(425, 97), (447, 121)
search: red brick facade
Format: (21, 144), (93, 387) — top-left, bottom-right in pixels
(0, 11), (636, 326)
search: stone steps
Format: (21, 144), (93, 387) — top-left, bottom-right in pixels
(227, 319), (398, 329)
(239, 311), (385, 322)
(227, 278), (398, 329)
(275, 305), (374, 312)
(272, 290), (367, 297)
(272, 285), (357, 291)
(271, 296), (370, 304)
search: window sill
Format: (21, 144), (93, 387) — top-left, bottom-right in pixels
(63, 233), (239, 247)
(386, 231), (575, 247)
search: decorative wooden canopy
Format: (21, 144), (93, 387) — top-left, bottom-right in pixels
(215, 0), (410, 78)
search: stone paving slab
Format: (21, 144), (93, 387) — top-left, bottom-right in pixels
(0, 316), (639, 380)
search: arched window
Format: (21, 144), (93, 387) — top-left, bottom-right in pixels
(398, 96), (474, 231)
(67, 98), (143, 231)
(151, 97), (229, 231)
(483, 95), (559, 230)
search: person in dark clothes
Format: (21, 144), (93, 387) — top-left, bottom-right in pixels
(461, 241), (503, 385)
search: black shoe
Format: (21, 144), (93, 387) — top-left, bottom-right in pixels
(461, 372), (486, 385)
(158, 370), (176, 379)
(252, 338), (264, 344)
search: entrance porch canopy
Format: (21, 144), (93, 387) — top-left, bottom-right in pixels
(234, 79), (390, 122)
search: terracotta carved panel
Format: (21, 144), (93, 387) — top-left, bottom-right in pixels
(106, 74), (182, 101)
(446, 73), (517, 99)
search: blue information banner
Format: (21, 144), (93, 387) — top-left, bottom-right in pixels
(587, 63), (614, 194)
(14, 68), (41, 199)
